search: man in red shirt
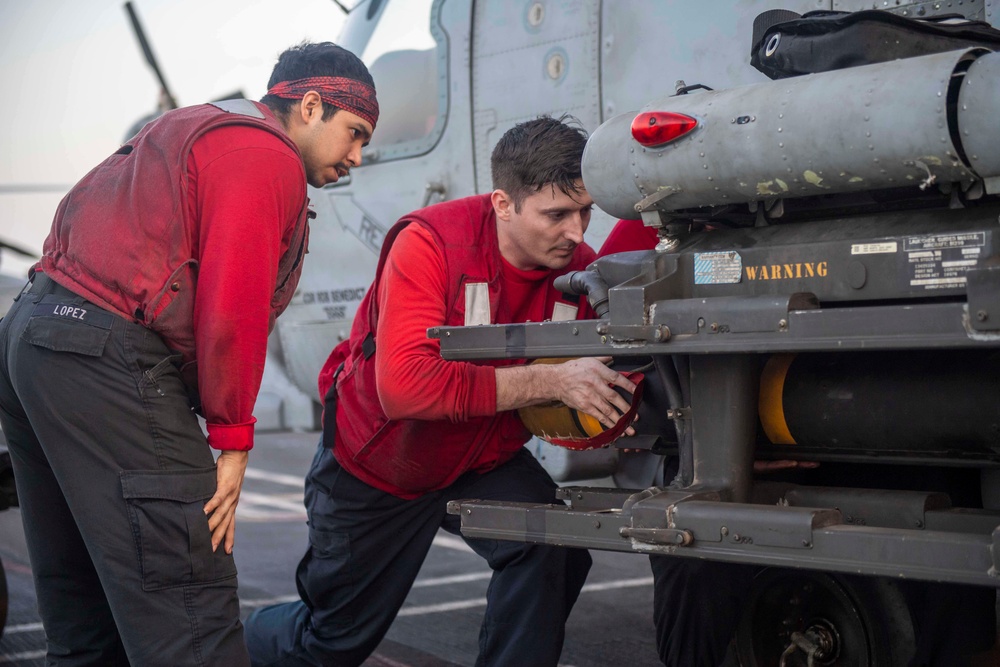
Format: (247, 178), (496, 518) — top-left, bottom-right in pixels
(0, 42), (377, 666)
(245, 117), (638, 667)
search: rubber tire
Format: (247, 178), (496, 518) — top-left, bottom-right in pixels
(734, 568), (915, 667)
(0, 557), (7, 641)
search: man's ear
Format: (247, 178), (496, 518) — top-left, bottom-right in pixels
(492, 189), (512, 221)
(297, 91), (323, 124)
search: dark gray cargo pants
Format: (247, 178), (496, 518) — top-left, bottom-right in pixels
(0, 274), (249, 666)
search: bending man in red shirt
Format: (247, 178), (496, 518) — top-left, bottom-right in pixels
(245, 117), (638, 667)
(0, 42), (377, 666)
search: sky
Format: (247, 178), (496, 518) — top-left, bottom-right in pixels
(0, 0), (350, 277)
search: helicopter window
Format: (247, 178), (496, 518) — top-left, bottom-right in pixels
(356, 0), (445, 162)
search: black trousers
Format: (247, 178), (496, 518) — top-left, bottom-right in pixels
(244, 444), (593, 667)
(0, 275), (248, 666)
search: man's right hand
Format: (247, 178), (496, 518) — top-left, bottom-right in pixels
(204, 449), (249, 555)
(547, 357), (637, 430)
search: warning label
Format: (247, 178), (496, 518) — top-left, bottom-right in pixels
(904, 232), (985, 290)
(694, 251), (742, 285)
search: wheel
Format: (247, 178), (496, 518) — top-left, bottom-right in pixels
(734, 569), (915, 667)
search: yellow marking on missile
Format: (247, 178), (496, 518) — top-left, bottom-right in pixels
(804, 170), (829, 188)
(759, 354), (797, 445)
(756, 179), (789, 196)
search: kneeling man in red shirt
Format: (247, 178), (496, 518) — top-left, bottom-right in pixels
(245, 116), (637, 667)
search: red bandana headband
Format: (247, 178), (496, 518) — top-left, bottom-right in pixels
(266, 76), (379, 130)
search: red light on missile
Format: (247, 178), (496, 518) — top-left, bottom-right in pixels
(631, 112), (698, 147)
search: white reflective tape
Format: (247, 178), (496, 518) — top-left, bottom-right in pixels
(551, 302), (579, 322)
(464, 282), (491, 326)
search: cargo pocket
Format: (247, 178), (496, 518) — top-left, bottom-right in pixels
(21, 309), (111, 356)
(298, 526), (355, 629)
(120, 467), (237, 591)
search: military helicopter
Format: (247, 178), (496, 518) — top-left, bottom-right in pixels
(7, 0), (998, 657)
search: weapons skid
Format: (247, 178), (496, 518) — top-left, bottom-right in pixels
(434, 50), (1000, 588)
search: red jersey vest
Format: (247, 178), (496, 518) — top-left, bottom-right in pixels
(325, 194), (594, 499)
(39, 101), (309, 383)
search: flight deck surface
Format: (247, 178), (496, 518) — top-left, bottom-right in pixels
(0, 431), (660, 667)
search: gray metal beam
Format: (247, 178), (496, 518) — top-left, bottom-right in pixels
(431, 301), (997, 361)
(447, 494), (1000, 588)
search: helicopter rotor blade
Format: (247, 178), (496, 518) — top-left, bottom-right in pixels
(124, 1), (178, 110)
(0, 238), (39, 259)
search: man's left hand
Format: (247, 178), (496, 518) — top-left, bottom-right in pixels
(204, 449), (249, 554)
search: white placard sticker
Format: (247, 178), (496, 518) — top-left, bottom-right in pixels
(851, 242), (897, 255)
(694, 251), (742, 285)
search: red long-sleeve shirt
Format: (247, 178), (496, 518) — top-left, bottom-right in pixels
(598, 218), (660, 256)
(375, 223), (594, 426)
(187, 126), (306, 450)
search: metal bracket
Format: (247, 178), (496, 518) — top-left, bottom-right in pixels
(620, 526), (693, 545)
(985, 175), (1000, 195)
(636, 188), (680, 236)
(671, 501), (843, 549)
(666, 407), (691, 421)
(422, 181), (447, 208)
(967, 265), (1000, 332)
(783, 486), (950, 530)
(556, 487), (636, 511)
(598, 322), (671, 343)
(653, 293), (819, 336)
(634, 188), (678, 213)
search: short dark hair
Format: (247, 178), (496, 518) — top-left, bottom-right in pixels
(490, 115), (589, 212)
(261, 42), (374, 122)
